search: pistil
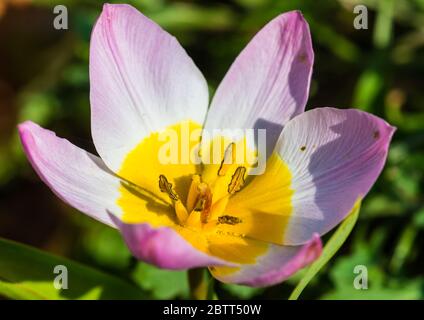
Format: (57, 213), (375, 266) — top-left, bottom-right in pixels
(158, 159), (246, 227)
(194, 182), (212, 224)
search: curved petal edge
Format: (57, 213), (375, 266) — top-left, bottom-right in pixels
(18, 121), (122, 228)
(211, 234), (322, 287)
(110, 214), (236, 270)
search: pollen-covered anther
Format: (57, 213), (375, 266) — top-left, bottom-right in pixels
(159, 174), (179, 201)
(158, 174), (188, 223)
(217, 215), (242, 225)
(228, 166), (246, 194)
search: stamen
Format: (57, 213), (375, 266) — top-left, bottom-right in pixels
(159, 174), (179, 201)
(217, 215), (242, 225)
(174, 201), (189, 224)
(193, 199), (206, 212)
(186, 174), (201, 213)
(218, 143), (236, 176)
(228, 166), (246, 194)
(158, 174), (188, 223)
(195, 183), (212, 224)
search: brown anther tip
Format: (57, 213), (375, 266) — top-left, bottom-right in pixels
(158, 174), (179, 201)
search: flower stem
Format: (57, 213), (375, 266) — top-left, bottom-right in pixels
(188, 268), (209, 300)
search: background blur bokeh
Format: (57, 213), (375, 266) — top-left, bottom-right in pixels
(0, 0), (423, 299)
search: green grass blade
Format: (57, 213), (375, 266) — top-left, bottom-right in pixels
(288, 201), (361, 300)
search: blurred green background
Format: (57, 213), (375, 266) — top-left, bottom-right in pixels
(0, 0), (423, 299)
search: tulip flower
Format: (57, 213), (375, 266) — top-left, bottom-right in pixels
(18, 4), (394, 287)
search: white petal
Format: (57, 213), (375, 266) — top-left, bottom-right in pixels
(90, 4), (209, 171)
(19, 121), (123, 227)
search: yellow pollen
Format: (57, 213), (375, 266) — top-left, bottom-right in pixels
(158, 162), (244, 226)
(117, 120), (295, 270)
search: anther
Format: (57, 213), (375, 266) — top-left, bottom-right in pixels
(158, 174), (188, 223)
(228, 166), (246, 194)
(217, 215), (242, 225)
(159, 174), (179, 201)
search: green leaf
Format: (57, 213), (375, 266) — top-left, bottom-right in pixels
(413, 207), (424, 229)
(81, 225), (132, 270)
(373, 0), (395, 49)
(389, 224), (418, 273)
(328, 243), (384, 290)
(149, 3), (235, 31)
(222, 283), (263, 299)
(187, 268), (215, 300)
(353, 69), (384, 111)
(0, 237), (146, 300)
(289, 201), (361, 300)
(132, 263), (189, 299)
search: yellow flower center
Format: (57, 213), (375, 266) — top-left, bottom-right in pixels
(157, 164), (246, 231)
(116, 120), (294, 273)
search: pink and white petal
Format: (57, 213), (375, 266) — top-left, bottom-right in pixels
(211, 234), (322, 287)
(18, 121), (123, 228)
(204, 11), (313, 152)
(90, 4), (209, 172)
(275, 108), (395, 245)
(110, 216), (234, 270)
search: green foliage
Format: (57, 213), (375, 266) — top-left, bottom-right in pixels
(0, 237), (145, 299)
(289, 202), (361, 300)
(222, 284), (264, 299)
(0, 0), (423, 300)
(322, 243), (423, 300)
(132, 263), (189, 299)
(80, 224), (132, 270)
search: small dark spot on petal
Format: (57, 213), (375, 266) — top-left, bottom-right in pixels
(300, 146), (306, 151)
(298, 53), (308, 63)
(373, 130), (380, 139)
